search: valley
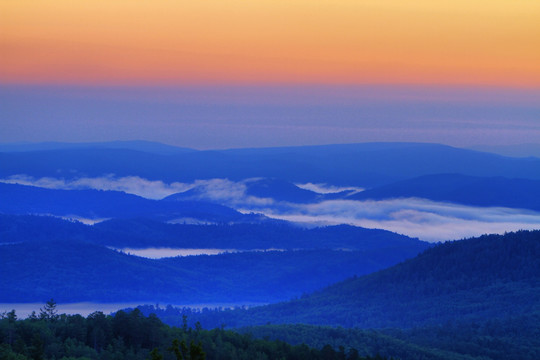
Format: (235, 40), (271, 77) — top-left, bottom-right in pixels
(1, 141), (539, 359)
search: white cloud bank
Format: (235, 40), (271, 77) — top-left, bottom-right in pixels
(245, 198), (540, 242)
(181, 178), (275, 206)
(0, 175), (192, 200)
(2, 175), (540, 242)
(295, 182), (364, 195)
(0, 175), (275, 205)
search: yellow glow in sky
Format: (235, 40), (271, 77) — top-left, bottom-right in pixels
(1, 0), (539, 86)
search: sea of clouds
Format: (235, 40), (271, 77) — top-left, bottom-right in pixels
(246, 199), (540, 242)
(1, 174), (192, 200)
(2, 175), (540, 242)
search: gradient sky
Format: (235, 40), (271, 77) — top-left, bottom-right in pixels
(2, 0), (539, 86)
(1, 1), (539, 148)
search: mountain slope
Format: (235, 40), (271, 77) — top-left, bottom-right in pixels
(234, 316), (540, 360)
(0, 182), (245, 223)
(0, 214), (430, 303)
(190, 230), (540, 329)
(0, 241), (427, 304)
(0, 214), (427, 251)
(165, 177), (324, 204)
(0, 240), (201, 303)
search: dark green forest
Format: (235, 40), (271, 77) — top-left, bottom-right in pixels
(3, 302), (538, 360)
(239, 317), (540, 360)
(0, 302), (387, 360)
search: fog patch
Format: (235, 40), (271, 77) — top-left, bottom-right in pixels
(167, 218), (217, 225)
(183, 178), (272, 206)
(0, 302), (268, 318)
(245, 198), (540, 242)
(3, 175), (539, 242)
(177, 178), (276, 206)
(295, 182), (364, 194)
(0, 174), (192, 200)
(0, 175), (275, 205)
(60, 216), (111, 225)
(116, 248), (236, 258)
(114, 247), (287, 259)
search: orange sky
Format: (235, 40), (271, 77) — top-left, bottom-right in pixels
(1, 0), (539, 86)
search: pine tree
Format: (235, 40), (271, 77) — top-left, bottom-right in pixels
(39, 299), (58, 321)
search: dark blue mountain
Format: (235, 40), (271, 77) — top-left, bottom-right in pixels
(91, 218), (423, 250)
(351, 174), (540, 211)
(0, 214), (427, 251)
(165, 178), (323, 204)
(245, 178), (322, 203)
(0, 214), (429, 303)
(0, 241), (204, 303)
(0, 241), (426, 304)
(2, 142), (540, 187)
(0, 182), (245, 223)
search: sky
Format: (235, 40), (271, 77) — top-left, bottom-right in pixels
(1, 0), (539, 148)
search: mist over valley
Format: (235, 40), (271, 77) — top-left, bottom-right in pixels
(1, 141), (539, 360)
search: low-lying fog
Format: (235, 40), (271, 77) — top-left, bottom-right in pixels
(114, 248), (285, 259)
(0, 302), (267, 318)
(4, 175), (540, 242)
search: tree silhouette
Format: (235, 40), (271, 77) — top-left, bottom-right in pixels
(39, 298), (58, 321)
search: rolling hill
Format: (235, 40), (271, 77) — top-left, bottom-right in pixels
(0, 214), (427, 251)
(186, 230), (540, 329)
(165, 177), (324, 204)
(0, 241), (427, 304)
(0, 214), (430, 303)
(0, 182), (246, 223)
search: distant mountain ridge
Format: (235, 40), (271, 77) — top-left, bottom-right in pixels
(352, 174), (540, 211)
(0, 182), (246, 223)
(2, 142), (540, 187)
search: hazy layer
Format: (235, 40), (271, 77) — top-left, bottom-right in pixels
(0, 302), (266, 318)
(3, 175), (539, 242)
(2, 86), (539, 149)
(114, 248), (285, 259)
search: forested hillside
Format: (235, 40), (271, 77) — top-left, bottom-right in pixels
(0, 241), (426, 304)
(0, 183), (245, 223)
(2, 142), (539, 359)
(0, 303), (386, 360)
(0, 214), (424, 250)
(181, 230), (540, 328)
(238, 315), (540, 360)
